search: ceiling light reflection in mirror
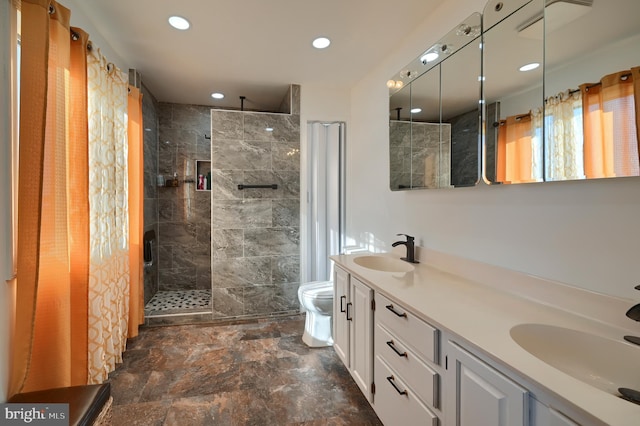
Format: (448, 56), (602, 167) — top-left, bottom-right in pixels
(312, 37), (331, 49)
(168, 16), (190, 30)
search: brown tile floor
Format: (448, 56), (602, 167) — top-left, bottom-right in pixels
(107, 315), (383, 425)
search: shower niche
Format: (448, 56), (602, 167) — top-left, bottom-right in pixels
(195, 160), (211, 191)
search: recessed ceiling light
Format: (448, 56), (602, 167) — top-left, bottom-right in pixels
(410, 108), (422, 114)
(519, 62), (540, 72)
(312, 37), (331, 49)
(211, 92), (224, 99)
(168, 16), (190, 30)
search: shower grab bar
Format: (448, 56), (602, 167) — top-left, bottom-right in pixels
(237, 184), (278, 190)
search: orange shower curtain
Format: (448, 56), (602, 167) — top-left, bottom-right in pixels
(11, 0), (88, 394)
(128, 86), (144, 338)
(581, 68), (640, 178)
(496, 114), (535, 184)
(11, 0), (144, 395)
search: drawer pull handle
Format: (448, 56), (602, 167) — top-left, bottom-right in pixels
(386, 375), (408, 396)
(340, 295), (346, 313)
(386, 340), (408, 357)
(346, 302), (353, 321)
(386, 304), (407, 318)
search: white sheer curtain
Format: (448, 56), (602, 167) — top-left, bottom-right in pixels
(543, 90), (585, 181)
(86, 46), (130, 383)
(530, 109), (544, 182)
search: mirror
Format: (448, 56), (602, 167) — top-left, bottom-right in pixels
(389, 13), (482, 190)
(483, 0), (545, 184)
(483, 0), (640, 184)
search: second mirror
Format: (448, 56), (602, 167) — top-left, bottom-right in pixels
(389, 12), (482, 190)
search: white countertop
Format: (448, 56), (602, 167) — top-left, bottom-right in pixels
(331, 249), (640, 426)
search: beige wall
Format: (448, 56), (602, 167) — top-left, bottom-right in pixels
(58, 0), (127, 70)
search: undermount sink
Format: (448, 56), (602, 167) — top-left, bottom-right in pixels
(353, 255), (415, 273)
(510, 323), (640, 397)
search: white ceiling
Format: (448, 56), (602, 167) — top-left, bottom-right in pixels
(72, 0), (446, 111)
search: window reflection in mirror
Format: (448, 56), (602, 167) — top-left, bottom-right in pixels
(544, 0), (640, 181)
(389, 13), (482, 190)
(484, 0), (640, 184)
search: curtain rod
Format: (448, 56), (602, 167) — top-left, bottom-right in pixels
(569, 72), (632, 95)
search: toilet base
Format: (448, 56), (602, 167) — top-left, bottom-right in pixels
(302, 311), (333, 347)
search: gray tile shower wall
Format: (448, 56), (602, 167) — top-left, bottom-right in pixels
(151, 85), (300, 320)
(157, 103), (212, 293)
(389, 121), (451, 189)
(450, 108), (480, 187)
(211, 85), (301, 319)
(142, 83), (159, 305)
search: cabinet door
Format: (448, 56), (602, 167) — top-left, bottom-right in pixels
(333, 266), (350, 367)
(532, 398), (579, 426)
(447, 341), (529, 426)
(350, 276), (374, 400)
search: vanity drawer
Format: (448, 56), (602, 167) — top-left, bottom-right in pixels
(376, 293), (439, 364)
(374, 356), (439, 426)
(375, 323), (439, 408)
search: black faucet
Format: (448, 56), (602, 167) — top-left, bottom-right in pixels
(623, 284), (640, 346)
(391, 234), (419, 264)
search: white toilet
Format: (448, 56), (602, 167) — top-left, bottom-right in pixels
(298, 281), (334, 347)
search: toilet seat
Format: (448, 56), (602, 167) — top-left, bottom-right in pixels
(300, 281), (333, 299)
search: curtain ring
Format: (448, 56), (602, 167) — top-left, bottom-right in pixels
(48, 3), (55, 14)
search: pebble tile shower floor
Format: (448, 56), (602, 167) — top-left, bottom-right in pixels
(107, 315), (382, 425)
(145, 290), (212, 316)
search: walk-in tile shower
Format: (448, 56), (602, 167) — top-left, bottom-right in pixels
(143, 85), (301, 322)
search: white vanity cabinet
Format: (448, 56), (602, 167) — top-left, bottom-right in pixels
(373, 293), (441, 425)
(445, 340), (529, 426)
(333, 265), (374, 401)
(330, 253), (635, 425)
